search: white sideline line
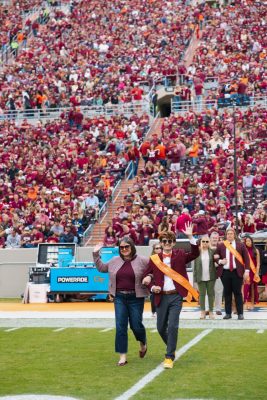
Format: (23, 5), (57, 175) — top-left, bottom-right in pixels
(4, 328), (20, 332)
(53, 328), (65, 332)
(100, 328), (113, 332)
(257, 329), (264, 334)
(114, 329), (212, 400)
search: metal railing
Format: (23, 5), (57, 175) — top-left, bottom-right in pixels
(124, 161), (134, 181)
(0, 100), (153, 123)
(171, 94), (267, 114)
(81, 177), (122, 246)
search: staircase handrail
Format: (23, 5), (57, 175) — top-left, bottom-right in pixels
(125, 161), (134, 181)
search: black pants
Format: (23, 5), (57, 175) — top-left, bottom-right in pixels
(221, 270), (243, 315)
(156, 293), (183, 359)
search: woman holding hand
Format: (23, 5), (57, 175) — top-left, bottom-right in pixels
(93, 237), (149, 366)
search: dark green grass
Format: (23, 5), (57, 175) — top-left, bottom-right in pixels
(134, 330), (267, 400)
(0, 328), (199, 399)
(1, 328), (266, 400)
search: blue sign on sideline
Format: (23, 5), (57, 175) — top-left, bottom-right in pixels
(49, 247), (119, 294)
(50, 267), (109, 293)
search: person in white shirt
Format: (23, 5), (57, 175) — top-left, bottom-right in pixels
(194, 236), (217, 319)
(215, 228), (250, 320)
(142, 223), (199, 369)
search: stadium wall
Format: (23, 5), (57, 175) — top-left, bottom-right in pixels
(0, 247), (153, 297)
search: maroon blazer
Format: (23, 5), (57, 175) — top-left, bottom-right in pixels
(215, 241), (250, 278)
(142, 244), (199, 306)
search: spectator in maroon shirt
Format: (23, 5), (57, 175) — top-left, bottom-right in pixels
(28, 225), (44, 247)
(176, 208), (192, 239)
(192, 210), (209, 237)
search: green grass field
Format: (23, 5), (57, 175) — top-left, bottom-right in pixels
(0, 328), (266, 400)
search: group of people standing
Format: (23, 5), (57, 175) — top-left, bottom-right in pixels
(194, 228), (266, 321)
(93, 227), (267, 368)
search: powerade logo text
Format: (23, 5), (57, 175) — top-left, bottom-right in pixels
(57, 276), (89, 283)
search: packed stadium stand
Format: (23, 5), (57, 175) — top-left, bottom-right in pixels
(0, 0), (266, 249)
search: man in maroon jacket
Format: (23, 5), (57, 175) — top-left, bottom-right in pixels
(215, 228), (250, 320)
(142, 223), (199, 369)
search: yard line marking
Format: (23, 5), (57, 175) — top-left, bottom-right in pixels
(256, 329), (264, 334)
(53, 328), (65, 332)
(4, 328), (20, 332)
(114, 329), (212, 400)
(100, 328), (113, 332)
(150, 329), (157, 333)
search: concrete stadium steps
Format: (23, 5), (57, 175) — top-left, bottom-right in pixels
(86, 180), (134, 246)
(87, 118), (164, 246)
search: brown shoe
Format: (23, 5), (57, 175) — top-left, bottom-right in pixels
(139, 345), (147, 358)
(216, 311), (222, 315)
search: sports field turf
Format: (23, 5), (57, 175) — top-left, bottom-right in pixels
(0, 328), (266, 400)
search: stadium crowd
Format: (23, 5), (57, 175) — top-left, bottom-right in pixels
(172, 0), (267, 109)
(0, 112), (150, 247)
(0, 0), (198, 115)
(103, 107), (266, 246)
(0, 0), (266, 250)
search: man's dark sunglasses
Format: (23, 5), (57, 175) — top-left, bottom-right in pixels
(160, 239), (174, 245)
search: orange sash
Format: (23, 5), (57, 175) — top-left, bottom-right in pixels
(223, 240), (245, 267)
(248, 253), (260, 283)
(150, 254), (199, 303)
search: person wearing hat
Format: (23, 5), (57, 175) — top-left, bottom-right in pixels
(192, 210), (209, 237)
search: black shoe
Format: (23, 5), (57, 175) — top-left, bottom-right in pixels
(238, 314), (244, 320)
(223, 314), (232, 320)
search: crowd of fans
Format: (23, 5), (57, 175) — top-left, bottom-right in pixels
(0, 112), (150, 247)
(0, 1), (48, 58)
(173, 0), (267, 109)
(0, 0), (266, 250)
(0, 0), (200, 115)
(103, 107), (266, 246)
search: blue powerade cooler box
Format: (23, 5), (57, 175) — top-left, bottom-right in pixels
(49, 247), (119, 300)
(92, 247), (119, 300)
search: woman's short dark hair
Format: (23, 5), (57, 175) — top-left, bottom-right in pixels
(118, 236), (137, 259)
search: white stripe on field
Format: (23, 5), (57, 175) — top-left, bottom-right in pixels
(150, 329), (157, 333)
(256, 329), (264, 334)
(4, 328), (20, 332)
(100, 328), (113, 332)
(53, 328), (65, 332)
(114, 329), (212, 400)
